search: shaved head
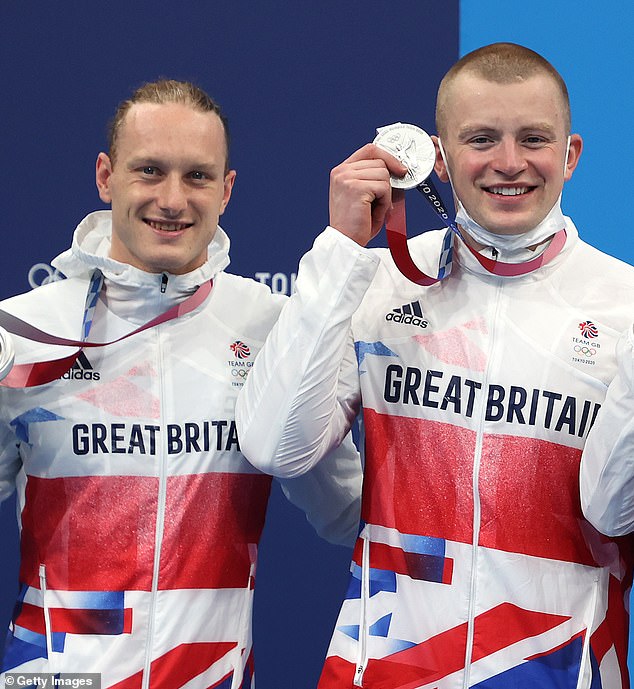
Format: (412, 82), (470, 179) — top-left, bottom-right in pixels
(436, 43), (571, 137)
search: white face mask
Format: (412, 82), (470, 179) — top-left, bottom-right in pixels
(437, 137), (570, 252)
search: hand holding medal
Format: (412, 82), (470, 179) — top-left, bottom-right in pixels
(374, 122), (456, 285)
(328, 127), (454, 282)
(328, 141), (408, 247)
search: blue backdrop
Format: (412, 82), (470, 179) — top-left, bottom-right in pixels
(0, 3), (457, 688)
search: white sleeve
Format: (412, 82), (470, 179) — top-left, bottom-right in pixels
(0, 410), (21, 503)
(0, 455), (20, 503)
(581, 327), (634, 536)
(0, 437), (22, 502)
(277, 431), (362, 546)
(236, 227), (379, 478)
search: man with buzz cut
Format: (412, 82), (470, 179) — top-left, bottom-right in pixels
(0, 79), (361, 687)
(237, 43), (634, 688)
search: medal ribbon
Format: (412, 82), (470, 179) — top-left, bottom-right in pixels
(385, 177), (567, 285)
(0, 271), (213, 388)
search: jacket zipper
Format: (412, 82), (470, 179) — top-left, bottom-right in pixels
(578, 572), (601, 689)
(353, 532), (370, 687)
(232, 544), (259, 689)
(142, 276), (169, 688)
(463, 279), (504, 689)
(39, 564), (55, 671)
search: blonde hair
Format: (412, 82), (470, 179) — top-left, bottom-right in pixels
(108, 79), (230, 169)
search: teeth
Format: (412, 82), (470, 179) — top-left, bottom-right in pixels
(148, 220), (188, 231)
(489, 187), (528, 196)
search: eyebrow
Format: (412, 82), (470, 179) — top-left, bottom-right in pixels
(457, 123), (558, 139)
(457, 125), (496, 138)
(127, 156), (222, 173)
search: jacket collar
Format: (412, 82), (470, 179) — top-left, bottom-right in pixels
(51, 210), (231, 323)
(453, 215), (579, 280)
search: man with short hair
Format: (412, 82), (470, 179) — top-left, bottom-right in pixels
(237, 43), (634, 687)
(0, 79), (361, 686)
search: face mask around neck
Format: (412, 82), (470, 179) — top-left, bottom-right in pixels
(437, 137), (569, 253)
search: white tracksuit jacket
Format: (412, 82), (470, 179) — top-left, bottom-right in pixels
(581, 327), (634, 537)
(237, 220), (634, 689)
(0, 211), (361, 688)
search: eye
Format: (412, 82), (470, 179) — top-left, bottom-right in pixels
(189, 171), (208, 181)
(141, 166), (157, 175)
(468, 135), (494, 147)
(522, 134), (550, 147)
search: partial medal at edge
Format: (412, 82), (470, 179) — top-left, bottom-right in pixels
(373, 122), (436, 189)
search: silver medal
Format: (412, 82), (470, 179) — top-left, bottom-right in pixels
(373, 122), (436, 190)
(0, 326), (15, 381)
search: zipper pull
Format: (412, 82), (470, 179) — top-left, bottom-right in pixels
(160, 274), (168, 294)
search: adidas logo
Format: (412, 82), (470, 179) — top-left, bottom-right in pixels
(61, 351), (101, 381)
(385, 300), (429, 329)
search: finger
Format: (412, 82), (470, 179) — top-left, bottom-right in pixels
(341, 143), (408, 176)
(330, 163), (392, 188)
(371, 187), (394, 228)
(338, 158), (394, 174)
(330, 172), (393, 208)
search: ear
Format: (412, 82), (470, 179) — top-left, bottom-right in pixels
(431, 135), (450, 183)
(563, 134), (583, 182)
(219, 169), (237, 215)
(96, 152), (114, 203)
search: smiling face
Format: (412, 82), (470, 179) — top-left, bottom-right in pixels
(96, 102), (235, 274)
(434, 71), (582, 236)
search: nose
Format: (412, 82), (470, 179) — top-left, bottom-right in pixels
(157, 174), (187, 216)
(492, 138), (528, 177)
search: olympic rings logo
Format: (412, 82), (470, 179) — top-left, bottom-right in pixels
(28, 263), (64, 289)
(574, 345), (597, 357)
(231, 368), (249, 378)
